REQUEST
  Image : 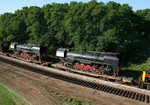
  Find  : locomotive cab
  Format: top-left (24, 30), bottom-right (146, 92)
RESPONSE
top-left (56, 48), bottom-right (70, 65)
top-left (56, 48), bottom-right (69, 58)
top-left (10, 43), bottom-right (18, 50)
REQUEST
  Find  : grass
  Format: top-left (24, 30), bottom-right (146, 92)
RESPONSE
top-left (62, 97), bottom-right (81, 105)
top-left (37, 82), bottom-right (96, 105)
top-left (120, 68), bottom-right (142, 80)
top-left (0, 82), bottom-right (31, 105)
top-left (4, 73), bottom-right (15, 79)
top-left (121, 57), bottom-right (150, 80)
top-left (62, 97), bottom-right (95, 105)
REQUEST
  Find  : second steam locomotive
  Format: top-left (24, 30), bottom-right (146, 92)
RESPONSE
top-left (56, 48), bottom-right (121, 76)
top-left (10, 43), bottom-right (47, 61)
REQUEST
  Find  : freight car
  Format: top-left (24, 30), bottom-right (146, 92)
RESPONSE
top-left (0, 42), bottom-right (9, 52)
top-left (56, 48), bottom-right (121, 76)
top-left (10, 42), bottom-right (47, 61)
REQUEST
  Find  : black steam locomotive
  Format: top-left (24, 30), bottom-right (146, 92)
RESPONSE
top-left (10, 43), bottom-right (47, 61)
top-left (0, 41), bottom-right (121, 76)
top-left (56, 48), bottom-right (121, 76)
top-left (0, 42), bottom-right (9, 52)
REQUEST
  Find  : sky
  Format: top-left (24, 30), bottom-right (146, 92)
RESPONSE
top-left (0, 0), bottom-right (150, 14)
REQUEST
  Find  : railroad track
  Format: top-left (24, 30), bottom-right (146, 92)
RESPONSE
top-left (8, 53), bottom-right (135, 85)
top-left (0, 55), bottom-right (149, 103)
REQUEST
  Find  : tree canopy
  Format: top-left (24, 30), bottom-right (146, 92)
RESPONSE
top-left (0, 0), bottom-right (150, 65)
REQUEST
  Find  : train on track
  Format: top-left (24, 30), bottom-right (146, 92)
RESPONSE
top-left (0, 41), bottom-right (150, 89)
top-left (0, 41), bottom-right (121, 76)
top-left (0, 42), bottom-right (47, 61)
top-left (56, 48), bottom-right (121, 76)
top-left (10, 42), bottom-right (47, 61)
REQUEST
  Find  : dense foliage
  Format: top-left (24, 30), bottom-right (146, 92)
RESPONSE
top-left (0, 0), bottom-right (150, 66)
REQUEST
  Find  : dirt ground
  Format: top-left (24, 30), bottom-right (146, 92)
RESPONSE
top-left (0, 61), bottom-right (149, 105)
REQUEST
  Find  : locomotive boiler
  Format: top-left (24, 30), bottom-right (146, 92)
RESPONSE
top-left (56, 48), bottom-right (121, 76)
top-left (10, 43), bottom-right (47, 61)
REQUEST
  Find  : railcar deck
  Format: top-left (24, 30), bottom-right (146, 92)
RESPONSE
top-left (51, 63), bottom-right (133, 84)
top-left (0, 52), bottom-right (134, 85)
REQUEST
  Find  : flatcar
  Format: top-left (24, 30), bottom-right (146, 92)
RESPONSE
top-left (10, 42), bottom-right (47, 61)
top-left (56, 48), bottom-right (121, 76)
top-left (0, 42), bottom-right (9, 52)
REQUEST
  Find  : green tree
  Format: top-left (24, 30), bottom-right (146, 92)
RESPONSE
top-left (8, 8), bottom-right (28, 43)
top-left (25, 6), bottom-right (46, 44)
top-left (135, 9), bottom-right (150, 38)
top-left (42, 3), bottom-right (69, 53)
top-left (0, 13), bottom-right (13, 42)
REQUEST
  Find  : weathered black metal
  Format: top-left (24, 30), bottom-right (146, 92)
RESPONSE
top-left (10, 42), bottom-right (47, 61)
top-left (56, 48), bottom-right (121, 75)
